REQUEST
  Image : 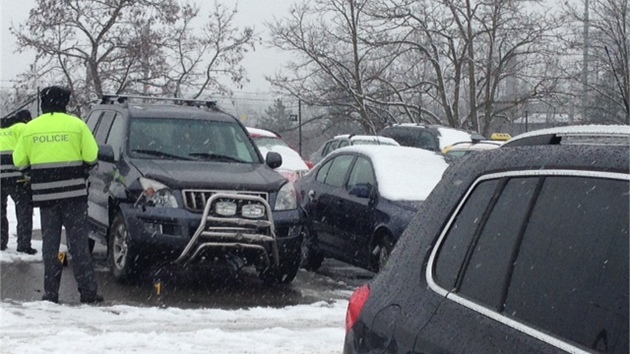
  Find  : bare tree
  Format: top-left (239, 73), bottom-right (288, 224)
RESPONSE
top-left (563, 0), bottom-right (629, 124)
top-left (10, 0), bottom-right (257, 113)
top-left (267, 0), bottom-right (398, 133)
top-left (159, 2), bottom-right (258, 98)
top-left (366, 0), bottom-right (563, 135)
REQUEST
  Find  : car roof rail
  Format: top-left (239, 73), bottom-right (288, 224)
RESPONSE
top-left (100, 94), bottom-right (218, 110)
top-left (503, 125), bottom-right (630, 147)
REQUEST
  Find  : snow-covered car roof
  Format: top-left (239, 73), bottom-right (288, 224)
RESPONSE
top-left (435, 127), bottom-right (480, 150)
top-left (246, 127), bottom-right (278, 138)
top-left (445, 140), bottom-right (504, 152)
top-left (330, 145), bottom-right (448, 201)
top-left (332, 134), bottom-right (400, 146)
top-left (504, 124), bottom-right (630, 147)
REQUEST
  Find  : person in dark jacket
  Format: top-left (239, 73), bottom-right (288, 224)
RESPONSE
top-left (0, 110), bottom-right (35, 253)
top-left (13, 87), bottom-right (104, 304)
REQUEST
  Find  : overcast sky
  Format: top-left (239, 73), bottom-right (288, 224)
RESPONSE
top-left (0, 0), bottom-right (295, 93)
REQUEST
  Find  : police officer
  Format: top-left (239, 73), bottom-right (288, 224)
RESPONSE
top-left (13, 86), bottom-right (104, 304)
top-left (0, 110), bottom-right (35, 253)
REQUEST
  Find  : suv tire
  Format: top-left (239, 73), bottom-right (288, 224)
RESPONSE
top-left (108, 213), bottom-right (142, 283)
top-left (259, 252), bottom-right (301, 285)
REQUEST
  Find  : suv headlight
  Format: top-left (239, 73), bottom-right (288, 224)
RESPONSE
top-left (138, 177), bottom-right (178, 208)
top-left (274, 182), bottom-right (297, 210)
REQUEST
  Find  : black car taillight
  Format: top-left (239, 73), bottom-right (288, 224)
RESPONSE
top-left (345, 284), bottom-right (371, 333)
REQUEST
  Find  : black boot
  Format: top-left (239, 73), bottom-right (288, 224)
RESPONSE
top-left (80, 293), bottom-right (104, 304)
top-left (17, 247), bottom-right (37, 255)
top-left (41, 293), bottom-right (59, 303)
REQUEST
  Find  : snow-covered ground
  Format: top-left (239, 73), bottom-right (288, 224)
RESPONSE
top-left (0, 200), bottom-right (348, 354)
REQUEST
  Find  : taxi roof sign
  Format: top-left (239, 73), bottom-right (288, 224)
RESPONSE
top-left (490, 133), bottom-right (512, 141)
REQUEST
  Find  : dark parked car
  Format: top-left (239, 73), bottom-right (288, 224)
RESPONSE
top-left (344, 125), bottom-right (629, 353)
top-left (85, 95), bottom-right (304, 284)
top-left (296, 145), bottom-right (448, 273)
top-left (379, 123), bottom-right (485, 153)
top-left (309, 134), bottom-right (399, 165)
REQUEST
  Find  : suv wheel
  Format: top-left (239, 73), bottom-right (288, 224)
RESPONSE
top-left (300, 226), bottom-right (324, 271)
top-left (259, 252), bottom-right (301, 285)
top-left (108, 213), bottom-right (142, 283)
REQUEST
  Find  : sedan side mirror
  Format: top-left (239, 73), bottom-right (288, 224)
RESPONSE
top-left (98, 144), bottom-right (116, 163)
top-left (266, 151), bottom-right (283, 169)
top-left (349, 183), bottom-right (373, 199)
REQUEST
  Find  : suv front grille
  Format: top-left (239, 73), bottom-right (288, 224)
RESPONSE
top-left (182, 190), bottom-right (269, 212)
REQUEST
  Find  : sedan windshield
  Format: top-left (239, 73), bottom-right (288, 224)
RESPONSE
top-left (128, 118), bottom-right (260, 163)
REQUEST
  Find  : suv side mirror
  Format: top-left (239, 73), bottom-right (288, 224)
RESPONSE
top-left (98, 144), bottom-right (116, 163)
top-left (266, 151), bottom-right (282, 169)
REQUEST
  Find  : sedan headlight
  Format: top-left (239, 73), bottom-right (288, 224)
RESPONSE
top-left (274, 182), bottom-right (297, 210)
top-left (138, 177), bottom-right (178, 208)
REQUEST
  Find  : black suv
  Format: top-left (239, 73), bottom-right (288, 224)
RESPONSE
top-left (344, 125), bottom-right (629, 353)
top-left (85, 95), bottom-right (304, 284)
top-left (379, 123), bottom-right (485, 152)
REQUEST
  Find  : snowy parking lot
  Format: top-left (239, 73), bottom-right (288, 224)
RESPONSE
top-left (0, 200), bottom-right (364, 353)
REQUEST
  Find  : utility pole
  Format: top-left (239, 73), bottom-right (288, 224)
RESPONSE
top-left (582, 0), bottom-right (590, 122)
top-left (298, 99), bottom-right (302, 157)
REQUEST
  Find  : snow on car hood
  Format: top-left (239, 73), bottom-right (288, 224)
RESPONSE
top-left (436, 127), bottom-right (476, 150)
top-left (129, 159), bottom-right (286, 191)
top-left (258, 146), bottom-right (309, 172)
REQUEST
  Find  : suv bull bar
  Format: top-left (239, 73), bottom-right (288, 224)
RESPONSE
top-left (174, 193), bottom-right (279, 267)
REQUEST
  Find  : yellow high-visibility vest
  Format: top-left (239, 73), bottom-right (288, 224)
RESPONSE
top-left (13, 112), bottom-right (98, 205)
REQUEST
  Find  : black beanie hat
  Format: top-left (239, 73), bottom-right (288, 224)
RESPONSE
top-left (15, 109), bottom-right (32, 123)
top-left (40, 86), bottom-right (71, 113)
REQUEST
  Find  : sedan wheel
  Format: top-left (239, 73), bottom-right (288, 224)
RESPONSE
top-left (376, 238), bottom-right (393, 273)
top-left (300, 226), bottom-right (324, 271)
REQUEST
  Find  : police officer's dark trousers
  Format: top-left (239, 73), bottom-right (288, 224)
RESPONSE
top-left (40, 198), bottom-right (98, 300)
top-left (1, 180), bottom-right (33, 249)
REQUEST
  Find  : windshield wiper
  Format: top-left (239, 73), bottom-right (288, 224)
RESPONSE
top-left (132, 149), bottom-right (194, 160)
top-left (188, 152), bottom-right (244, 163)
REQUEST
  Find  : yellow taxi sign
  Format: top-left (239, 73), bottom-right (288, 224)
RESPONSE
top-left (490, 133), bottom-right (512, 141)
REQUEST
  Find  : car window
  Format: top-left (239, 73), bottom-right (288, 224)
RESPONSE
top-left (94, 111), bottom-right (115, 144)
top-left (316, 159), bottom-right (333, 183)
top-left (346, 157), bottom-right (375, 191)
top-left (252, 137), bottom-right (291, 149)
top-left (418, 131), bottom-right (439, 151)
top-left (458, 177), bottom-right (538, 310)
top-left (504, 176), bottom-right (628, 353)
top-left (338, 139), bottom-right (350, 148)
top-left (434, 179), bottom-right (500, 290)
top-left (105, 114), bottom-right (125, 161)
top-left (323, 155), bottom-right (354, 188)
top-left (86, 110), bottom-right (102, 133)
top-left (325, 140), bottom-right (341, 156)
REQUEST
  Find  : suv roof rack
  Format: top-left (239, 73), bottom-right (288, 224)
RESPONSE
top-left (100, 94), bottom-right (218, 109)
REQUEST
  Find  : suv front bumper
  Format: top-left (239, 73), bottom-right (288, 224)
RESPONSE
top-left (118, 196), bottom-right (303, 266)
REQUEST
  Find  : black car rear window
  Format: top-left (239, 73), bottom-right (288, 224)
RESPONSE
top-left (435, 173), bottom-right (629, 353)
top-left (504, 176), bottom-right (628, 353)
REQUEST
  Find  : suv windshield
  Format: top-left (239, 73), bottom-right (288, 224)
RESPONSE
top-left (128, 118), bottom-right (260, 163)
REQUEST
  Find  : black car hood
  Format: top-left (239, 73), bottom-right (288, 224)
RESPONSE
top-left (129, 159), bottom-right (286, 191)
